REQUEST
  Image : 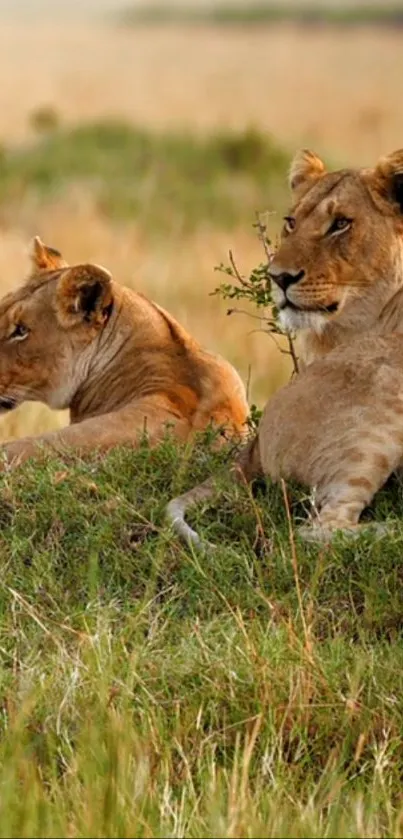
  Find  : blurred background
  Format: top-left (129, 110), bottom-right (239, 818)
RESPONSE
top-left (0, 0), bottom-right (402, 441)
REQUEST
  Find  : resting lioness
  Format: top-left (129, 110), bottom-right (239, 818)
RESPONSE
top-left (0, 237), bottom-right (248, 469)
top-left (268, 147), bottom-right (403, 366)
top-left (167, 332), bottom-right (403, 545)
top-left (167, 146), bottom-right (403, 545)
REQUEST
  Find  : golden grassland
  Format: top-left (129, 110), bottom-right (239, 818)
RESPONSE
top-left (0, 23), bottom-right (401, 156)
top-left (0, 22), bottom-right (403, 835)
top-left (0, 21), bottom-right (402, 443)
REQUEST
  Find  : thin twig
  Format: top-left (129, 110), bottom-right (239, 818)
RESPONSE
top-left (286, 333), bottom-right (299, 375)
top-left (215, 218), bottom-right (300, 375)
top-left (229, 249), bottom-right (248, 288)
top-left (254, 212), bottom-right (275, 262)
top-left (255, 213), bottom-right (299, 374)
top-left (227, 307), bottom-right (270, 322)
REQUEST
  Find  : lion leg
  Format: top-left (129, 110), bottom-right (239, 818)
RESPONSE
top-left (298, 466), bottom-right (394, 544)
top-left (298, 503), bottom-right (389, 544)
top-left (0, 398), bottom-right (192, 471)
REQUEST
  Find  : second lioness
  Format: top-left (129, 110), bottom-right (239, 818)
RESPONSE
top-left (0, 238), bottom-right (248, 468)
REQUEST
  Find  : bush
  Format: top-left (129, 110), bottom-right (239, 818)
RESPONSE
top-left (0, 120), bottom-right (289, 232)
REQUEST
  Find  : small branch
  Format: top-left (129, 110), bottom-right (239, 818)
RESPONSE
top-left (227, 307), bottom-right (269, 322)
top-left (254, 212), bottom-right (275, 263)
top-left (229, 249), bottom-right (248, 288)
top-left (214, 214), bottom-right (300, 376)
top-left (256, 215), bottom-right (299, 375)
top-left (286, 333), bottom-right (299, 375)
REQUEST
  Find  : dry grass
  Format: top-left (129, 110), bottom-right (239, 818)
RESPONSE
top-left (0, 21), bottom-right (401, 443)
top-left (1, 439), bottom-right (403, 837)
top-left (0, 22), bottom-right (401, 161)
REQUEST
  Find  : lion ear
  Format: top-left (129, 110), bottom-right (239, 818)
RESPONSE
top-left (370, 149), bottom-right (403, 213)
top-left (289, 149), bottom-right (326, 198)
top-left (30, 236), bottom-right (68, 274)
top-left (56, 264), bottom-right (113, 329)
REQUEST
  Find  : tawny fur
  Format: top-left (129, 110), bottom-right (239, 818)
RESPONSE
top-left (0, 238), bottom-right (249, 470)
top-left (167, 333), bottom-right (403, 545)
top-left (167, 146), bottom-right (403, 546)
top-left (269, 148), bottom-right (403, 366)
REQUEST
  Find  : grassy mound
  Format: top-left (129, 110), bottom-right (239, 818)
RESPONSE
top-left (0, 434), bottom-right (402, 836)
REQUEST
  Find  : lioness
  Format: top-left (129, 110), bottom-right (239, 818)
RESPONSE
top-left (0, 237), bottom-right (248, 469)
top-left (166, 147), bottom-right (403, 545)
top-left (269, 147), bottom-right (403, 365)
top-left (167, 332), bottom-right (403, 545)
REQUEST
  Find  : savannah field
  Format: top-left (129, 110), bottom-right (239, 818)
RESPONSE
top-left (0, 4), bottom-right (403, 837)
top-left (0, 8), bottom-right (403, 442)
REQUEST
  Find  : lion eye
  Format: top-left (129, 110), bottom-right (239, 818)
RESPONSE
top-left (328, 216), bottom-right (352, 235)
top-left (283, 216), bottom-right (296, 234)
top-left (10, 323), bottom-right (29, 342)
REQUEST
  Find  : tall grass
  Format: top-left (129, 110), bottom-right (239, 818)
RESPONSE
top-left (0, 437), bottom-right (402, 836)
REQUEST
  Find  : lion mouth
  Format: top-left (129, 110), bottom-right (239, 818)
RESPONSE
top-left (0, 397), bottom-right (18, 413)
top-left (280, 300), bottom-right (339, 315)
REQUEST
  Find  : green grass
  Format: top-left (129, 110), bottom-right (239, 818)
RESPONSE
top-left (0, 121), bottom-right (289, 233)
top-left (118, 3), bottom-right (403, 28)
top-left (0, 432), bottom-right (403, 836)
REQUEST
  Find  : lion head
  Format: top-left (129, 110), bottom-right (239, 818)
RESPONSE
top-left (0, 237), bottom-right (113, 415)
top-left (269, 149), bottom-right (403, 360)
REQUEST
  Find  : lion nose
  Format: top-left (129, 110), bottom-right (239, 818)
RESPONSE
top-left (268, 267), bottom-right (305, 292)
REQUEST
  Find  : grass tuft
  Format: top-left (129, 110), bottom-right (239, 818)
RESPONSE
top-left (0, 433), bottom-right (402, 835)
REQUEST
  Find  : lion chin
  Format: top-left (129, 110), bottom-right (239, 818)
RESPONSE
top-left (278, 306), bottom-right (329, 335)
top-left (268, 147), bottom-right (403, 365)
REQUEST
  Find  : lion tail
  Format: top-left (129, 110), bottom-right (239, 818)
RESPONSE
top-left (166, 437), bottom-right (262, 549)
top-left (166, 475), bottom-right (224, 549)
